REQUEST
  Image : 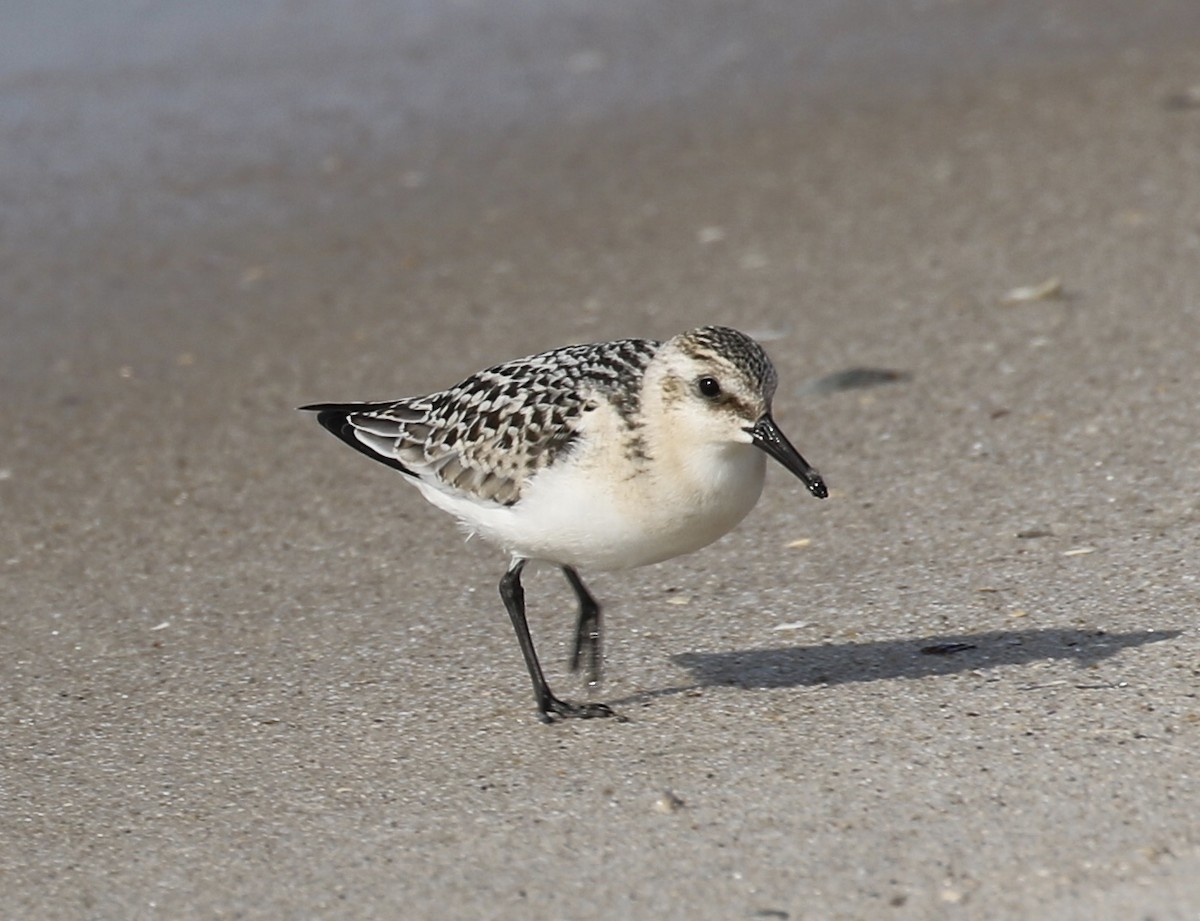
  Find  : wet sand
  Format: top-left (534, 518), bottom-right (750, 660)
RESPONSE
top-left (4, 2), bottom-right (1200, 918)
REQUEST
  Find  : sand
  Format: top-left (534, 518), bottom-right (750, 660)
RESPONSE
top-left (3, 1), bottom-right (1200, 918)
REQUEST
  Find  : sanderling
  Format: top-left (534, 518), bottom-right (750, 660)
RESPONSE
top-left (301, 325), bottom-right (827, 722)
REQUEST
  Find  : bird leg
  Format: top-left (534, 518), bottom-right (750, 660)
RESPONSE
top-left (563, 566), bottom-right (603, 685)
top-left (499, 561), bottom-right (617, 723)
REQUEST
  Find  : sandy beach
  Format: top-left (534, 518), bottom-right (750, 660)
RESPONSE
top-left (4, 2), bottom-right (1200, 918)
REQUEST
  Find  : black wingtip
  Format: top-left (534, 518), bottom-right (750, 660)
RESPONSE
top-left (298, 403), bottom-right (356, 442)
top-left (305, 406), bottom-right (352, 438)
top-left (298, 403), bottom-right (416, 476)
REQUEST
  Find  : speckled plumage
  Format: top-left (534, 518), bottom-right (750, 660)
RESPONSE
top-left (676, 325), bottom-right (778, 399)
top-left (300, 325), bottom-right (828, 722)
top-left (310, 336), bottom-right (660, 507)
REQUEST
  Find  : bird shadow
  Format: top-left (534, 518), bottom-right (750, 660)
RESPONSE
top-left (610, 627), bottom-right (1181, 704)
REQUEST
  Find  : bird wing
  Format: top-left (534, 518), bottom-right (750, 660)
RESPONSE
top-left (301, 338), bottom-right (660, 507)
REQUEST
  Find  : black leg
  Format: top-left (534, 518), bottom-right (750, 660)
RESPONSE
top-left (563, 566), bottom-right (602, 685)
top-left (498, 560), bottom-right (618, 723)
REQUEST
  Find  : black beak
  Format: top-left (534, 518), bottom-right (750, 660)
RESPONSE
top-left (748, 415), bottom-right (828, 499)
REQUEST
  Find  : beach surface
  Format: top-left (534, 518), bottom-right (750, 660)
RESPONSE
top-left (3, 2), bottom-right (1200, 918)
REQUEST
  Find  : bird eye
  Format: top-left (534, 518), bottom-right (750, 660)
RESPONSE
top-left (697, 376), bottom-right (722, 399)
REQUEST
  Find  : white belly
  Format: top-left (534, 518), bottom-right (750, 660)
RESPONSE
top-left (420, 442), bottom-right (768, 571)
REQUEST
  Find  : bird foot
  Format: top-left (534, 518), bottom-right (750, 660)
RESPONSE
top-left (537, 695), bottom-right (627, 724)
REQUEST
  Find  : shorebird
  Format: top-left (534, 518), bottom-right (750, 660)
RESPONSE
top-left (301, 325), bottom-right (827, 722)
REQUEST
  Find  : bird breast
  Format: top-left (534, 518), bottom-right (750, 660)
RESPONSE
top-left (439, 436), bottom-right (766, 571)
